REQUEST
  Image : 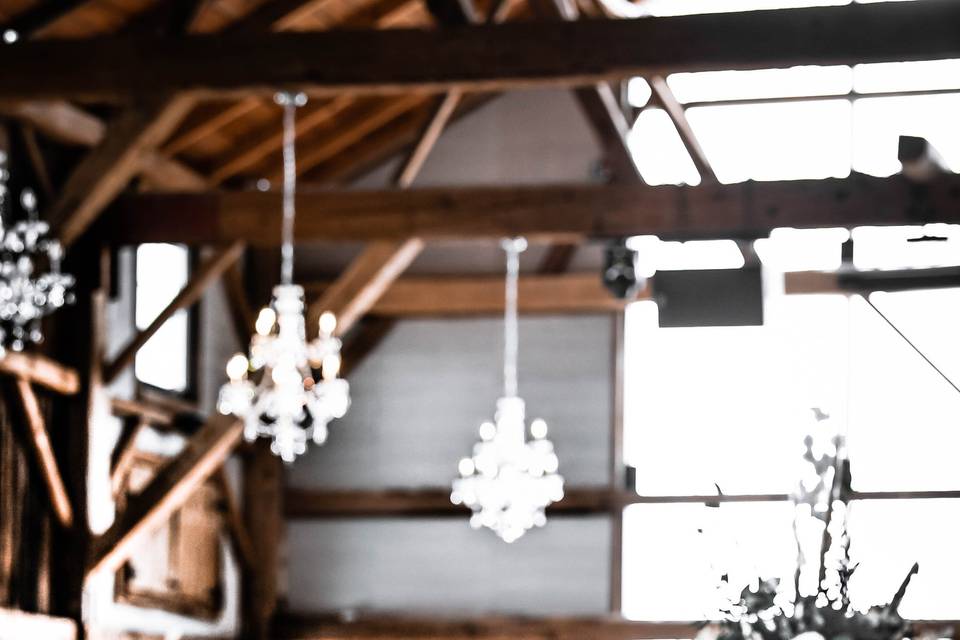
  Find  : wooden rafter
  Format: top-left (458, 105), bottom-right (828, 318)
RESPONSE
top-left (103, 241), bottom-right (245, 384)
top-left (392, 89), bottom-right (464, 187)
top-left (274, 94), bottom-right (427, 181)
top-left (49, 95), bottom-right (198, 247)
top-left (88, 414), bottom-right (243, 577)
top-left (574, 82), bottom-right (640, 182)
top-left (1, 101), bottom-right (207, 191)
top-left (0, 1), bottom-right (88, 39)
top-left (649, 75), bottom-right (717, 183)
top-left (2, 2), bottom-right (956, 101)
top-left (0, 352), bottom-right (80, 395)
top-left (10, 379), bottom-right (74, 528)
top-left (306, 239), bottom-right (424, 337)
top-left (103, 173), bottom-right (960, 245)
top-left (306, 272), bottom-right (639, 317)
top-left (209, 95), bottom-right (354, 185)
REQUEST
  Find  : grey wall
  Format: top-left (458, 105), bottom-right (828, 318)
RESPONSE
top-left (288, 316), bottom-right (612, 490)
top-left (286, 517), bottom-right (611, 616)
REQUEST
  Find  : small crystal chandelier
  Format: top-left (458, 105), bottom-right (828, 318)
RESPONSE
top-left (0, 151), bottom-right (74, 355)
top-left (451, 238), bottom-right (564, 543)
top-left (217, 93), bottom-right (350, 463)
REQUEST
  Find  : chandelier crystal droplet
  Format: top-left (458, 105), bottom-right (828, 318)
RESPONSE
top-left (217, 93), bottom-right (350, 463)
top-left (0, 151), bottom-right (74, 356)
top-left (451, 238), bottom-right (564, 543)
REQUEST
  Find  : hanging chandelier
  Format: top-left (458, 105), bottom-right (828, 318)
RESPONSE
top-left (451, 238), bottom-right (564, 543)
top-left (0, 151), bottom-right (74, 355)
top-left (217, 93), bottom-right (350, 463)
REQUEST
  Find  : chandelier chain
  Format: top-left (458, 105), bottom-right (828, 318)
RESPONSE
top-left (279, 94), bottom-right (300, 286)
top-left (502, 237), bottom-right (525, 398)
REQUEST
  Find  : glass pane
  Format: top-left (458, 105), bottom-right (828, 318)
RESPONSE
top-left (686, 100), bottom-right (852, 183)
top-left (848, 291), bottom-right (960, 491)
top-left (852, 94), bottom-right (960, 176)
top-left (628, 108), bottom-right (701, 186)
top-left (754, 227), bottom-right (849, 272)
top-left (852, 224), bottom-right (960, 270)
top-left (854, 59), bottom-right (960, 93)
top-left (668, 67), bottom-right (852, 104)
top-left (622, 502), bottom-right (798, 620)
top-left (135, 244), bottom-right (189, 392)
top-left (847, 499), bottom-right (960, 619)
top-left (624, 295), bottom-right (849, 495)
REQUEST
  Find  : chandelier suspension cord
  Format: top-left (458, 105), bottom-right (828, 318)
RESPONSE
top-left (502, 238), bottom-right (524, 398)
top-left (277, 93), bottom-right (304, 286)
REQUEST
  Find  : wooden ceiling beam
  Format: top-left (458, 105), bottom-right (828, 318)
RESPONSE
top-left (285, 486), bottom-right (621, 518)
top-left (306, 272), bottom-right (639, 316)
top-left (87, 413), bottom-right (243, 577)
top-left (1, 1), bottom-right (956, 101)
top-left (102, 173), bottom-right (960, 245)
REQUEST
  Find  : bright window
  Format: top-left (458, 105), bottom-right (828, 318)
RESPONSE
top-left (627, 58), bottom-right (960, 184)
top-left (622, 265), bottom-right (960, 620)
top-left (134, 244), bottom-right (190, 393)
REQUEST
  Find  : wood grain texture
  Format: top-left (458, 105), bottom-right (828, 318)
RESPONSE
top-left (1, 2), bottom-right (957, 100)
top-left (0, 352), bottom-right (80, 396)
top-left (307, 272), bottom-right (640, 316)
top-left (49, 95), bottom-right (198, 246)
top-left (306, 239), bottom-right (424, 337)
top-left (88, 414), bottom-right (243, 578)
top-left (11, 379), bottom-right (73, 529)
top-left (104, 173), bottom-right (960, 245)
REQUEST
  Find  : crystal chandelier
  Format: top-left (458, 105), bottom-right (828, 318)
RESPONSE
top-left (0, 151), bottom-right (74, 355)
top-left (451, 238), bottom-right (564, 543)
top-left (217, 93), bottom-right (350, 463)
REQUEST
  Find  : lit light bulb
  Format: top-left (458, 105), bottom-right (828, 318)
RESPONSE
top-left (479, 421), bottom-right (496, 441)
top-left (255, 307), bottom-right (276, 336)
top-left (531, 418), bottom-right (548, 439)
top-left (225, 353), bottom-right (249, 382)
top-left (321, 353), bottom-right (341, 381)
top-left (458, 457), bottom-right (475, 477)
top-left (319, 311), bottom-right (337, 336)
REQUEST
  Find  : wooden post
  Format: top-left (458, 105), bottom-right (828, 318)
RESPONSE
top-left (242, 442), bottom-right (283, 639)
